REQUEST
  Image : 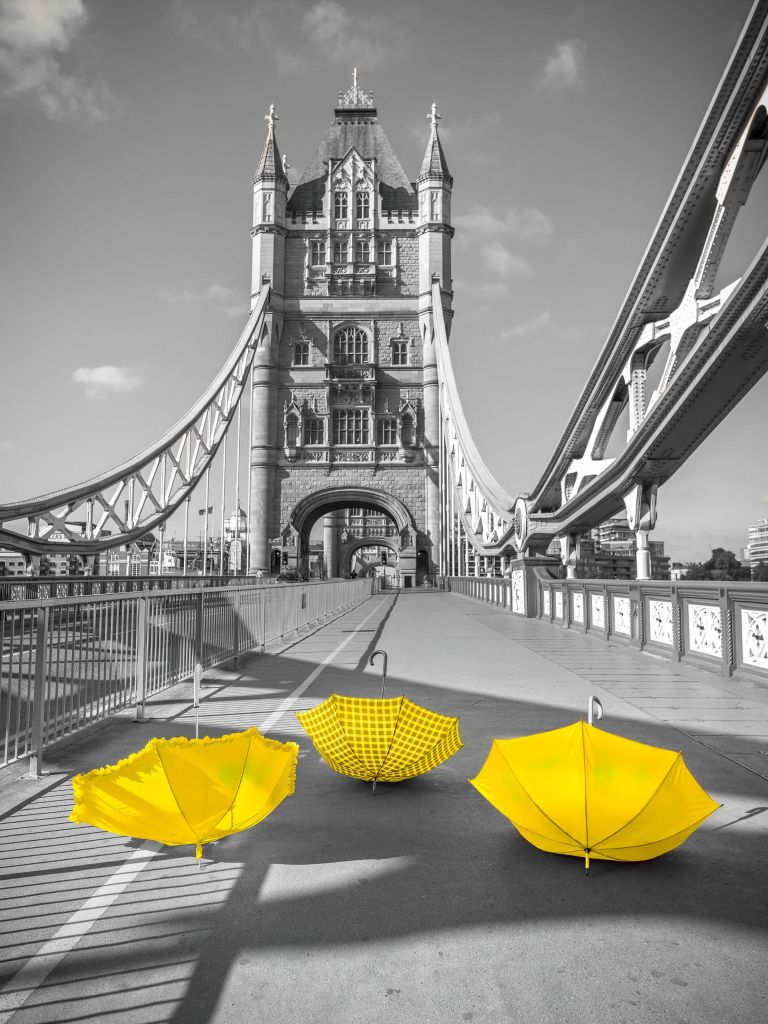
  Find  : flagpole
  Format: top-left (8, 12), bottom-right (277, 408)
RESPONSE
top-left (219, 432), bottom-right (227, 578)
top-left (234, 402), bottom-right (242, 576)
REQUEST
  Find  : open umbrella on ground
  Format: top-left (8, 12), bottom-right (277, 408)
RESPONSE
top-left (470, 715), bottom-right (719, 872)
top-left (296, 652), bottom-right (462, 792)
top-left (70, 727), bottom-right (298, 860)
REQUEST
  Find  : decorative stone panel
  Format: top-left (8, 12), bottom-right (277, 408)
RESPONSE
top-left (648, 599), bottom-right (674, 647)
top-left (740, 608), bottom-right (768, 670)
top-left (613, 595), bottom-right (631, 635)
top-left (555, 591), bottom-right (563, 620)
top-left (688, 603), bottom-right (722, 659)
top-left (572, 591), bottom-right (584, 624)
top-left (543, 590), bottom-right (551, 616)
top-left (511, 570), bottom-right (525, 615)
top-left (590, 593), bottom-right (605, 629)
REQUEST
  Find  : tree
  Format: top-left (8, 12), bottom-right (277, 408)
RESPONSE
top-left (752, 560), bottom-right (768, 583)
top-left (682, 548), bottom-right (751, 582)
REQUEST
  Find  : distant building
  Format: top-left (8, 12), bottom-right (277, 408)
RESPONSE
top-left (546, 517), bottom-right (670, 580)
top-left (747, 518), bottom-right (768, 573)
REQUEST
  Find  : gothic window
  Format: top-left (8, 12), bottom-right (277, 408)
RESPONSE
top-left (285, 417), bottom-right (299, 448)
top-left (377, 417), bottom-right (397, 446)
top-left (332, 239), bottom-right (348, 264)
top-left (262, 192), bottom-right (273, 222)
top-left (334, 191), bottom-right (348, 219)
top-left (128, 553), bottom-right (142, 577)
top-left (303, 417), bottom-right (325, 445)
top-left (107, 551), bottom-right (120, 577)
top-left (293, 342), bottom-right (309, 366)
top-left (356, 191), bottom-right (370, 220)
top-left (333, 326), bottom-right (368, 364)
top-left (355, 239), bottom-right (370, 263)
top-left (391, 341), bottom-right (408, 366)
top-left (310, 240), bottom-right (326, 266)
top-left (333, 408), bottom-right (369, 445)
top-left (377, 240), bottom-right (393, 265)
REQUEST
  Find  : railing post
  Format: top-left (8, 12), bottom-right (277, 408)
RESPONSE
top-left (194, 588), bottom-right (204, 682)
top-left (233, 588), bottom-right (241, 666)
top-left (29, 605), bottom-right (49, 779)
top-left (135, 597), bottom-right (148, 722)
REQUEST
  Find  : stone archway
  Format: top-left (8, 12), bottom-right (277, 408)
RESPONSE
top-left (288, 486), bottom-right (418, 582)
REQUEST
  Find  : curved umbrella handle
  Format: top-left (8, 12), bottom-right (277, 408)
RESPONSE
top-left (369, 649), bottom-right (388, 699)
top-left (587, 695), bottom-right (603, 726)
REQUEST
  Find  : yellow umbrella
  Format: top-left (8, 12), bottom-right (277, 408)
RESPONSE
top-left (296, 693), bottom-right (462, 791)
top-left (70, 727), bottom-right (298, 859)
top-left (470, 720), bottom-right (719, 872)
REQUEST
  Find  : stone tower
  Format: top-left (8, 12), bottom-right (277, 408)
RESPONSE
top-left (248, 73), bottom-right (453, 584)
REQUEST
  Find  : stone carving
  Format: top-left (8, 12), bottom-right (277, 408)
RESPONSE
top-left (741, 608), bottom-right (768, 670)
top-left (688, 604), bottom-right (722, 658)
top-left (649, 599), bottom-right (674, 646)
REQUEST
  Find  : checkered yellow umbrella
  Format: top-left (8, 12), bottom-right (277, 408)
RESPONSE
top-left (296, 694), bottom-right (463, 788)
top-left (70, 728), bottom-right (298, 860)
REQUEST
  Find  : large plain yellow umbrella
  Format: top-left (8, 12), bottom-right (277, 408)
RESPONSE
top-left (470, 720), bottom-right (719, 871)
top-left (70, 727), bottom-right (298, 859)
top-left (296, 693), bottom-right (462, 791)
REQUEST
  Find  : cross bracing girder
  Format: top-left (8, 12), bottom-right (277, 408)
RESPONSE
top-left (0, 289), bottom-right (270, 556)
top-left (434, 2), bottom-right (768, 565)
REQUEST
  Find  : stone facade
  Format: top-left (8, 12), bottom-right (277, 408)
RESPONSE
top-left (248, 75), bottom-right (453, 580)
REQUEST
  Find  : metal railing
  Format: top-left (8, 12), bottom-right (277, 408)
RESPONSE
top-left (446, 572), bottom-right (768, 683)
top-left (0, 578), bottom-right (374, 773)
top-left (0, 573), bottom-right (269, 604)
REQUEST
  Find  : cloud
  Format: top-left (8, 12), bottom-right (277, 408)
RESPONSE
top-left (501, 312), bottom-right (555, 339)
top-left (73, 365), bottom-right (142, 400)
top-left (538, 39), bottom-right (585, 92)
top-left (0, 0), bottom-right (113, 121)
top-left (157, 282), bottom-right (249, 318)
top-left (453, 202), bottom-right (555, 280)
top-left (175, 0), bottom-right (407, 74)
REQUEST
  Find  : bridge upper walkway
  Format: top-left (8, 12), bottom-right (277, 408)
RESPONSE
top-left (1, 590), bottom-right (766, 1024)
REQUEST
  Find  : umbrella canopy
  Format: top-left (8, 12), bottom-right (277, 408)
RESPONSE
top-left (296, 694), bottom-right (462, 784)
top-left (470, 720), bottom-right (719, 870)
top-left (70, 727), bottom-right (298, 859)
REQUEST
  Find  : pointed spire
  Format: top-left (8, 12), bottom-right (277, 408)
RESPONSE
top-left (255, 103), bottom-right (288, 184)
top-left (419, 101), bottom-right (452, 183)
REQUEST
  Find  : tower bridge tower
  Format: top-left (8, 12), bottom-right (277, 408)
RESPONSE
top-left (248, 73), bottom-right (453, 583)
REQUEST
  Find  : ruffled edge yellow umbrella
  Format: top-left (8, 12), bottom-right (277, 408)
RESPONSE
top-left (70, 727), bottom-right (298, 861)
top-left (470, 700), bottom-right (720, 873)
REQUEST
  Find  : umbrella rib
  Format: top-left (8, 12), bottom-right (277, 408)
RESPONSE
top-left (495, 745), bottom-right (584, 849)
top-left (155, 746), bottom-right (201, 848)
top-left (201, 732), bottom-right (254, 845)
top-left (589, 752), bottom-right (682, 849)
top-left (374, 695), bottom-right (405, 781)
top-left (594, 810), bottom-right (720, 854)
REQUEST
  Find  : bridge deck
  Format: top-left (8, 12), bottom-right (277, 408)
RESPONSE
top-left (1, 591), bottom-right (767, 1024)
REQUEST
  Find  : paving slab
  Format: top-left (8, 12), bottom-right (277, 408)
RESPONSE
top-left (0, 590), bottom-right (766, 1024)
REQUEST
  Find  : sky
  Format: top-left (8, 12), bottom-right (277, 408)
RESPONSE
top-left (0, 0), bottom-right (766, 563)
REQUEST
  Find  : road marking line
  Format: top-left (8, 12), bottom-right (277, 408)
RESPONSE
top-left (260, 599), bottom-right (384, 732)
top-left (0, 599), bottom-right (384, 1021)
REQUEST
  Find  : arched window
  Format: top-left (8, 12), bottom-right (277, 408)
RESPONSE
top-left (334, 191), bottom-right (348, 219)
top-left (391, 341), bottom-right (408, 366)
top-left (377, 417), bottom-right (397, 446)
top-left (303, 418), bottom-right (325, 445)
top-left (333, 326), bottom-right (368, 364)
top-left (377, 240), bottom-right (393, 266)
top-left (129, 552), bottom-right (142, 577)
top-left (293, 342), bottom-right (309, 366)
top-left (356, 191), bottom-right (370, 219)
top-left (332, 239), bottom-right (348, 264)
top-left (333, 408), bottom-right (369, 445)
top-left (355, 239), bottom-right (370, 263)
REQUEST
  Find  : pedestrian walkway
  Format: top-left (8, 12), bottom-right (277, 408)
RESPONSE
top-left (0, 591), bottom-right (766, 1024)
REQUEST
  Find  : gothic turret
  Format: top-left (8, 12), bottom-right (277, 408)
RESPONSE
top-left (251, 104), bottom-right (288, 302)
top-left (417, 103), bottom-right (453, 299)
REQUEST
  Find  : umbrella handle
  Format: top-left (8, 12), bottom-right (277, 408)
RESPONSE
top-left (369, 649), bottom-right (388, 699)
top-left (587, 695), bottom-right (603, 726)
